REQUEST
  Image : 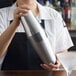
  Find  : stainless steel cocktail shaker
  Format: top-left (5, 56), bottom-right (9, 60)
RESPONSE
top-left (21, 10), bottom-right (56, 64)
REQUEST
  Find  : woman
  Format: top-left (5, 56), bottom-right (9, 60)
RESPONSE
top-left (0, 0), bottom-right (73, 70)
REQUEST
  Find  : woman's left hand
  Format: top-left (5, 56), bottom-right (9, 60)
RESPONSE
top-left (40, 59), bottom-right (61, 71)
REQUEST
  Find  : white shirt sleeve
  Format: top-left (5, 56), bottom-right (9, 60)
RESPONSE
top-left (0, 8), bottom-right (8, 69)
top-left (54, 12), bottom-right (74, 53)
top-left (0, 14), bottom-right (4, 35)
top-left (0, 8), bottom-right (8, 35)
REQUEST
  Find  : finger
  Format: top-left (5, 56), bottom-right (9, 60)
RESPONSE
top-left (49, 59), bottom-right (61, 68)
top-left (20, 4), bottom-right (30, 10)
top-left (40, 64), bottom-right (48, 70)
top-left (19, 13), bottom-right (28, 17)
top-left (15, 8), bottom-right (29, 17)
top-left (50, 63), bottom-right (58, 67)
top-left (55, 59), bottom-right (61, 67)
top-left (40, 64), bottom-right (52, 71)
top-left (49, 63), bottom-right (59, 68)
top-left (16, 8), bottom-right (29, 14)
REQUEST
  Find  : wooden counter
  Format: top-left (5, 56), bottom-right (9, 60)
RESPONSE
top-left (0, 70), bottom-right (67, 76)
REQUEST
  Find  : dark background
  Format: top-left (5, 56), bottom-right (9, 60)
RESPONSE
top-left (0, 0), bottom-right (16, 8)
top-left (0, 0), bottom-right (69, 8)
top-left (0, 0), bottom-right (65, 8)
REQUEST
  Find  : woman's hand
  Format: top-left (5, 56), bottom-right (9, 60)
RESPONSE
top-left (40, 58), bottom-right (61, 71)
top-left (13, 4), bottom-right (30, 25)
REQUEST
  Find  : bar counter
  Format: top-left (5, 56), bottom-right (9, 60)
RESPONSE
top-left (0, 70), bottom-right (67, 76)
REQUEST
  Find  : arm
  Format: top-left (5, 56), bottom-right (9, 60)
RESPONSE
top-left (0, 5), bottom-right (30, 56)
top-left (0, 21), bottom-right (19, 56)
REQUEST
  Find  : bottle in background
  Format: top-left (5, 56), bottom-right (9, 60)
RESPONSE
top-left (71, 0), bottom-right (76, 30)
top-left (37, 0), bottom-right (44, 5)
top-left (63, 0), bottom-right (71, 29)
top-left (44, 0), bottom-right (53, 7)
top-left (55, 1), bottom-right (63, 16)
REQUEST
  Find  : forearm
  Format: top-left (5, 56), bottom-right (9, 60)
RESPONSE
top-left (0, 3), bottom-right (30, 56)
top-left (0, 21), bottom-right (19, 56)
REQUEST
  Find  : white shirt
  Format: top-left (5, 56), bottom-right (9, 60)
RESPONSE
top-left (0, 2), bottom-right (73, 68)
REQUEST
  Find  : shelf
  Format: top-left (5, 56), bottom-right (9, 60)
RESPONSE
top-left (69, 30), bottom-right (76, 37)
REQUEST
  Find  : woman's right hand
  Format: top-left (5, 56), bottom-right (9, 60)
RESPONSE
top-left (13, 4), bottom-right (30, 25)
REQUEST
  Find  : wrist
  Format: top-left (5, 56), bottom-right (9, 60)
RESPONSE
top-left (13, 19), bottom-right (20, 26)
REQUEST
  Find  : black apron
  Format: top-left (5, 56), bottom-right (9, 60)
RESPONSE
top-left (1, 20), bottom-right (45, 70)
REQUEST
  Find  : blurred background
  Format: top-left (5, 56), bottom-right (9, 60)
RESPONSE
top-left (0, 0), bottom-right (76, 51)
